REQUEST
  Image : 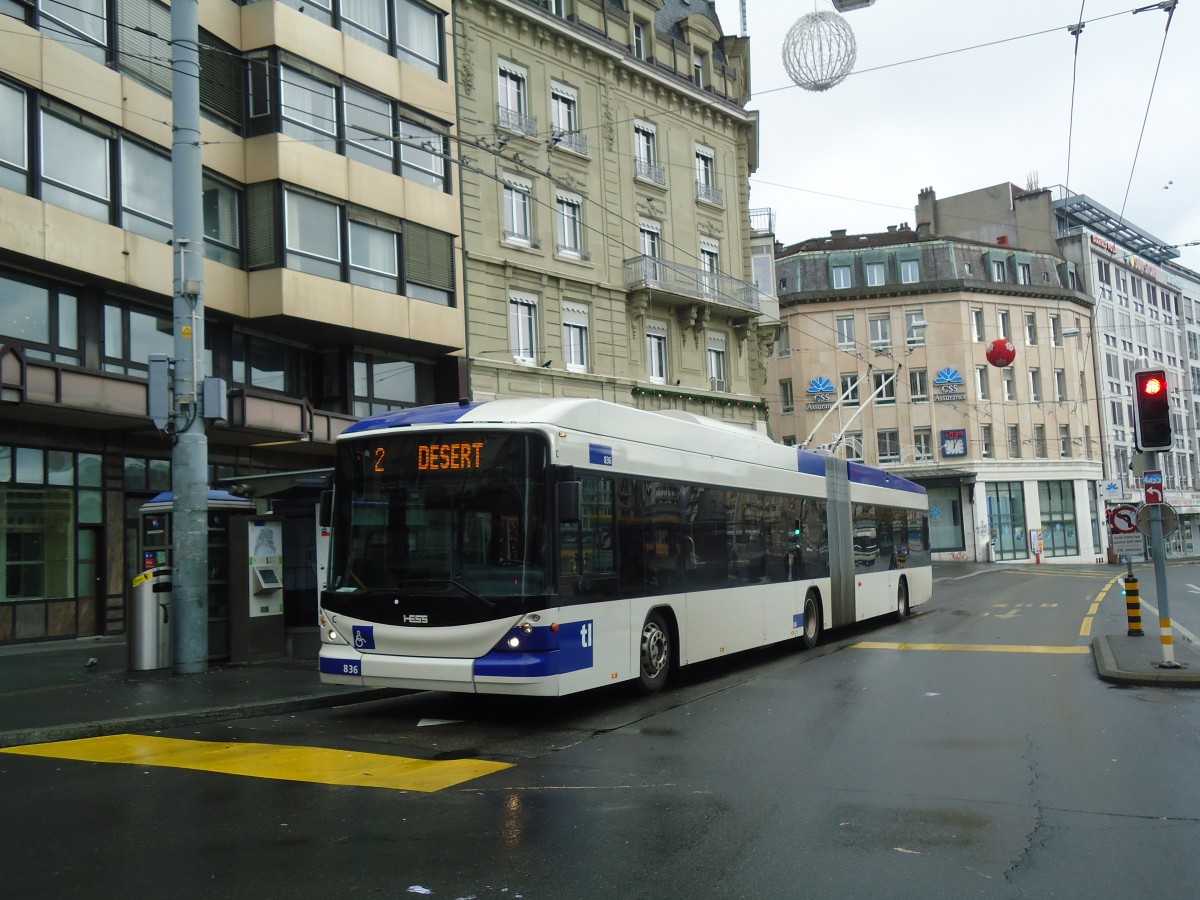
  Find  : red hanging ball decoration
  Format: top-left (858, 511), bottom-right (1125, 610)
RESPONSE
top-left (986, 338), bottom-right (1017, 368)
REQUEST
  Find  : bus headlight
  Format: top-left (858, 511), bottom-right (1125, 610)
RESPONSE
top-left (507, 636), bottom-right (521, 649)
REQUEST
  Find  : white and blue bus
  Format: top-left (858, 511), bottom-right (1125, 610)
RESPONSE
top-left (319, 398), bottom-right (930, 696)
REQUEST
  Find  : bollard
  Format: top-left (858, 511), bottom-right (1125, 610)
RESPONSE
top-left (1123, 576), bottom-right (1144, 636)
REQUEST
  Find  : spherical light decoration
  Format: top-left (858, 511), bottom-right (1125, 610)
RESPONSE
top-left (986, 338), bottom-right (1017, 368)
top-left (782, 10), bottom-right (857, 93)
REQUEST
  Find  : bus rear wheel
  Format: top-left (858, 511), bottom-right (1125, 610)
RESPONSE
top-left (896, 579), bottom-right (910, 621)
top-left (801, 591), bottom-right (821, 650)
top-left (637, 611), bottom-right (671, 695)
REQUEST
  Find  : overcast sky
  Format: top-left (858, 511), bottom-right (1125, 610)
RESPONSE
top-left (712, 0), bottom-right (1199, 274)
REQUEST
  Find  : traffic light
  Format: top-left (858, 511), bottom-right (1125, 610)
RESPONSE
top-left (1133, 368), bottom-right (1172, 452)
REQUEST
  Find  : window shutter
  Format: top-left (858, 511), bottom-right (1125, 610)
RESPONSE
top-left (404, 222), bottom-right (454, 290)
top-left (245, 182), bottom-right (278, 270)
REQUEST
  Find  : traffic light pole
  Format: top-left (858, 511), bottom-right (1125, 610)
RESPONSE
top-left (1144, 451), bottom-right (1180, 669)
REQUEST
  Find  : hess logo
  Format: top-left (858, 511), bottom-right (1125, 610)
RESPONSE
top-left (403, 614), bottom-right (429, 625)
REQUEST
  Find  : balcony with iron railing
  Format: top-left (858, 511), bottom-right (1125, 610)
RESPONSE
top-left (551, 129), bottom-right (588, 156)
top-left (625, 255), bottom-right (761, 315)
top-left (749, 208), bottom-right (776, 235)
top-left (635, 157), bottom-right (667, 186)
top-left (498, 105), bottom-right (539, 137)
top-left (696, 181), bottom-right (724, 206)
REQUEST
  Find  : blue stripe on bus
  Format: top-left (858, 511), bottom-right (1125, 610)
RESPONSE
top-left (589, 443), bottom-right (614, 466)
top-left (320, 655), bottom-right (362, 677)
top-left (847, 461), bottom-right (927, 494)
top-left (796, 449), bottom-right (825, 476)
top-left (343, 401), bottom-right (486, 434)
top-left (475, 620), bottom-right (594, 679)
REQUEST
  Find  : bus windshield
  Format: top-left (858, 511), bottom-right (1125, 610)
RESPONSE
top-left (329, 430), bottom-right (550, 597)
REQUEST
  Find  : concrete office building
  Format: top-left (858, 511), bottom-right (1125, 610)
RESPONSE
top-left (770, 211), bottom-right (1103, 564)
top-left (0, 0), bottom-right (465, 645)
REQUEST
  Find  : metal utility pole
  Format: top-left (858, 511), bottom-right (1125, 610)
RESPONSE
top-left (170, 0), bottom-right (209, 674)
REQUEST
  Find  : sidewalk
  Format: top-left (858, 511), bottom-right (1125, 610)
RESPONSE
top-left (0, 636), bottom-right (401, 749)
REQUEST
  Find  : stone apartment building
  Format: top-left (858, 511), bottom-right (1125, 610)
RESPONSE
top-left (454, 0), bottom-right (776, 425)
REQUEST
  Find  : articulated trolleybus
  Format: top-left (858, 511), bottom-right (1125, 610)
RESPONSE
top-left (319, 398), bottom-right (930, 696)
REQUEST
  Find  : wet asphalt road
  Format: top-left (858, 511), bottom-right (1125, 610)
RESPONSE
top-left (4, 564), bottom-right (1200, 898)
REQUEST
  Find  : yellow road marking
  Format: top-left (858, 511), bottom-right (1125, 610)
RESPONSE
top-left (1, 734), bottom-right (512, 792)
top-left (1080, 575), bottom-right (1121, 637)
top-left (853, 641), bottom-right (1089, 654)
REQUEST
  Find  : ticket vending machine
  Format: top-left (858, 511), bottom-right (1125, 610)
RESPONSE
top-left (138, 490), bottom-right (255, 662)
top-left (228, 514), bottom-right (287, 663)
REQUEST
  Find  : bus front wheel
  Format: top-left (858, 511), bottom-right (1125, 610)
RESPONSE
top-left (896, 579), bottom-right (910, 621)
top-left (637, 611), bottom-right (671, 695)
top-left (801, 591), bottom-right (821, 650)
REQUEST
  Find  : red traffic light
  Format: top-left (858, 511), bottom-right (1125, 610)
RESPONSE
top-left (1133, 368), bottom-right (1172, 452)
top-left (1140, 375), bottom-right (1165, 396)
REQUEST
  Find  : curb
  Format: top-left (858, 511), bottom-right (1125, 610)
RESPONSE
top-left (1091, 635), bottom-right (1200, 688)
top-left (0, 687), bottom-right (407, 750)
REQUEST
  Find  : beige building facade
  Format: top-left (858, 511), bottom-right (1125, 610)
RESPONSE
top-left (770, 229), bottom-right (1103, 564)
top-left (0, 0), bottom-right (465, 644)
top-left (454, 0), bottom-right (776, 427)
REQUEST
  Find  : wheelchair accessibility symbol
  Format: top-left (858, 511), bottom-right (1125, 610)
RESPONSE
top-left (353, 626), bottom-right (375, 649)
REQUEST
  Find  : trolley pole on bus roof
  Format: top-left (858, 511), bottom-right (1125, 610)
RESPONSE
top-left (170, 0), bottom-right (209, 674)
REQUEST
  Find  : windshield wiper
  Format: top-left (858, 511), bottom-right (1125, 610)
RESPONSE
top-left (392, 577), bottom-right (496, 610)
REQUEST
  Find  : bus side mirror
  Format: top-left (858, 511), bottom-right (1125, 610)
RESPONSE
top-left (318, 490), bottom-right (332, 528)
top-left (557, 480), bottom-right (581, 523)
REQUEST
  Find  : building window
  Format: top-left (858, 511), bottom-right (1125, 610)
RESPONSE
top-left (348, 219), bottom-right (400, 292)
top-left (914, 428), bottom-right (932, 461)
top-left (1050, 313), bottom-right (1063, 346)
top-left (1054, 369), bottom-right (1067, 402)
top-left (877, 430), bottom-right (900, 464)
top-left (832, 265), bottom-right (852, 289)
top-left (844, 433), bottom-right (864, 462)
top-left (780, 379), bottom-right (794, 412)
top-left (840, 373), bottom-right (860, 406)
top-left (693, 49), bottom-right (707, 87)
top-left (909, 368), bottom-right (928, 402)
top-left (634, 121), bottom-right (664, 184)
top-left (1059, 425), bottom-right (1072, 458)
top-left (284, 190), bottom-right (342, 279)
top-left (550, 83), bottom-right (587, 155)
top-left (836, 315), bottom-right (855, 348)
top-left (1007, 424), bottom-right (1021, 458)
top-left (281, 68), bottom-right (338, 144)
top-left (905, 310), bottom-right (926, 345)
top-left (980, 425), bottom-right (993, 459)
top-left (865, 262), bottom-right (885, 287)
top-left (1033, 424), bottom-right (1047, 458)
top-left (41, 0), bottom-right (108, 63)
top-left (1025, 312), bottom-right (1038, 345)
top-left (900, 258), bottom-right (919, 283)
top-left (40, 110), bottom-right (111, 224)
top-left (639, 219), bottom-right (661, 279)
top-left (992, 259), bottom-right (1006, 282)
top-left (352, 351), bottom-right (433, 416)
top-left (555, 191), bottom-right (584, 258)
top-left (498, 62), bottom-right (535, 135)
top-left (0, 81), bottom-right (28, 193)
top-left (707, 333), bottom-right (727, 392)
top-left (997, 309), bottom-right (1011, 339)
top-left (776, 325), bottom-right (791, 356)
top-left (632, 20), bottom-right (648, 59)
top-left (873, 371), bottom-right (896, 405)
top-left (695, 145), bottom-right (722, 205)
top-left (1003, 368), bottom-right (1016, 402)
top-left (699, 240), bottom-right (719, 296)
top-left (121, 139), bottom-right (172, 243)
top-left (1039, 481), bottom-right (1078, 557)
top-left (868, 314), bottom-right (891, 349)
top-left (971, 308), bottom-right (985, 342)
top-left (394, 0), bottom-right (444, 77)
top-left (509, 291), bottom-right (539, 364)
top-left (987, 482), bottom-right (1029, 561)
top-left (975, 365), bottom-right (990, 400)
top-left (562, 302), bottom-right (589, 373)
top-left (1017, 262), bottom-right (1032, 284)
top-left (646, 320), bottom-right (668, 383)
top-left (103, 301), bottom-right (173, 378)
top-left (503, 175), bottom-right (533, 244)
top-left (1029, 367), bottom-right (1042, 402)
top-left (1, 270), bottom-right (81, 365)
top-left (232, 332), bottom-right (310, 393)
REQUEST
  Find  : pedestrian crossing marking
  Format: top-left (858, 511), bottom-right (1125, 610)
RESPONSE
top-left (1, 734), bottom-right (511, 792)
top-left (854, 641), bottom-right (1090, 655)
